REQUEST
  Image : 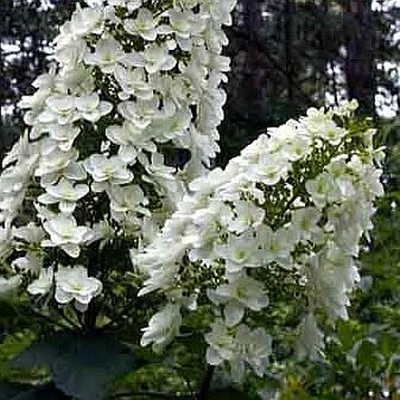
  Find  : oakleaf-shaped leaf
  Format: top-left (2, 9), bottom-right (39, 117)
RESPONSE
top-left (12, 331), bottom-right (138, 400)
top-left (0, 381), bottom-right (31, 400)
top-left (0, 382), bottom-right (68, 400)
top-left (13, 383), bottom-right (69, 400)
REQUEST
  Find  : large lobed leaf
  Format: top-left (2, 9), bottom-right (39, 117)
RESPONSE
top-left (11, 331), bottom-right (138, 400)
top-left (0, 382), bottom-right (68, 400)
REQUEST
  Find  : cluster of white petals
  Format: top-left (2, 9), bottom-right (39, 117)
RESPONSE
top-left (0, 0), bottom-right (236, 311)
top-left (0, 0), bottom-right (386, 383)
top-left (55, 266), bottom-right (103, 312)
top-left (134, 102), bottom-right (384, 381)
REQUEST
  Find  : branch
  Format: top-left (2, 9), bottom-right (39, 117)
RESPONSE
top-left (197, 366), bottom-right (215, 400)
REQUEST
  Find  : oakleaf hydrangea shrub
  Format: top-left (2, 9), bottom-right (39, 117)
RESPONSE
top-left (0, 0), bottom-right (236, 316)
top-left (134, 103), bottom-right (384, 382)
top-left (0, 0), bottom-right (385, 391)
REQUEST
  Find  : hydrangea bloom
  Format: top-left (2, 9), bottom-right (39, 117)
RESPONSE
top-left (55, 266), bottom-right (103, 312)
top-left (0, 0), bottom-right (385, 386)
top-left (134, 103), bottom-right (384, 380)
top-left (0, 0), bottom-right (236, 312)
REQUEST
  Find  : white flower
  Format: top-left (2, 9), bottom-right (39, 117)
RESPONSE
top-left (108, 0), bottom-right (142, 11)
top-left (142, 44), bottom-right (176, 74)
top-left (208, 272), bottom-right (269, 327)
top-left (85, 37), bottom-right (125, 74)
top-left (12, 253), bottom-right (42, 273)
top-left (235, 325), bottom-right (272, 379)
top-left (27, 267), bottom-right (54, 296)
top-left (42, 214), bottom-right (93, 258)
top-left (12, 222), bottom-right (45, 243)
top-left (282, 134), bottom-right (311, 161)
top-left (257, 226), bottom-right (296, 267)
top-left (36, 146), bottom-right (73, 177)
top-left (41, 95), bottom-right (78, 125)
top-left (296, 313), bottom-right (324, 359)
top-left (141, 303), bottom-right (182, 350)
top-left (55, 265), bottom-right (102, 311)
top-left (1, 133), bottom-right (32, 169)
top-left (210, 0), bottom-right (237, 26)
top-left (305, 172), bottom-right (340, 209)
top-left (32, 66), bottom-right (57, 89)
top-left (302, 107), bottom-right (346, 145)
top-left (0, 227), bottom-right (12, 260)
top-left (75, 93), bottom-right (113, 122)
top-left (70, 6), bottom-right (104, 37)
top-left (47, 125), bottom-right (81, 151)
top-left (291, 207), bottom-right (322, 242)
top-left (205, 320), bottom-right (271, 382)
top-left (108, 184), bottom-right (148, 214)
top-left (323, 124), bottom-right (347, 146)
top-left (38, 178), bottom-right (89, 213)
top-left (105, 121), bottom-right (156, 163)
top-left (137, 260), bottom-right (182, 297)
top-left (205, 319), bottom-right (235, 365)
top-left (35, 146), bottom-right (86, 187)
top-left (349, 155), bottom-right (384, 198)
top-left (114, 65), bottom-right (153, 100)
top-left (34, 203), bottom-right (58, 221)
top-left (227, 201), bottom-right (265, 234)
top-left (308, 247), bottom-right (358, 320)
top-left (124, 9), bottom-right (159, 41)
top-left (118, 99), bottom-right (159, 130)
top-left (150, 110), bottom-right (192, 142)
top-left (84, 154), bottom-right (134, 192)
top-left (0, 275), bottom-right (21, 297)
top-left (248, 154), bottom-right (289, 186)
top-left (19, 88), bottom-right (51, 112)
top-left (168, 9), bottom-right (195, 39)
top-left (56, 38), bottom-right (88, 68)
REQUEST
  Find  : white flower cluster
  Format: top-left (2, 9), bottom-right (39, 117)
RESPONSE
top-left (134, 103), bottom-right (384, 381)
top-left (0, 0), bottom-right (237, 311)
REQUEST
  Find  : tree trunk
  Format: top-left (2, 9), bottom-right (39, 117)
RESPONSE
top-left (240, 0), bottom-right (266, 113)
top-left (285, 0), bottom-right (295, 102)
top-left (343, 0), bottom-right (376, 116)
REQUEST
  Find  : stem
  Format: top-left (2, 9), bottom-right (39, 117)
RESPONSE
top-left (101, 295), bottom-right (139, 330)
top-left (84, 301), bottom-right (98, 332)
top-left (61, 308), bottom-right (81, 330)
top-left (197, 366), bottom-right (215, 400)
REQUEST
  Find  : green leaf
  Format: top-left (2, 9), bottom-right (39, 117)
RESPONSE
top-left (378, 331), bottom-right (400, 359)
top-left (355, 338), bottom-right (384, 372)
top-left (336, 320), bottom-right (365, 352)
top-left (0, 381), bottom-right (30, 400)
top-left (0, 382), bottom-right (67, 400)
top-left (13, 383), bottom-right (69, 400)
top-left (12, 331), bottom-right (138, 400)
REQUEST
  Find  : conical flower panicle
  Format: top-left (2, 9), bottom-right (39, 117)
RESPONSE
top-left (0, 0), bottom-right (237, 311)
top-left (134, 102), bottom-right (384, 381)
